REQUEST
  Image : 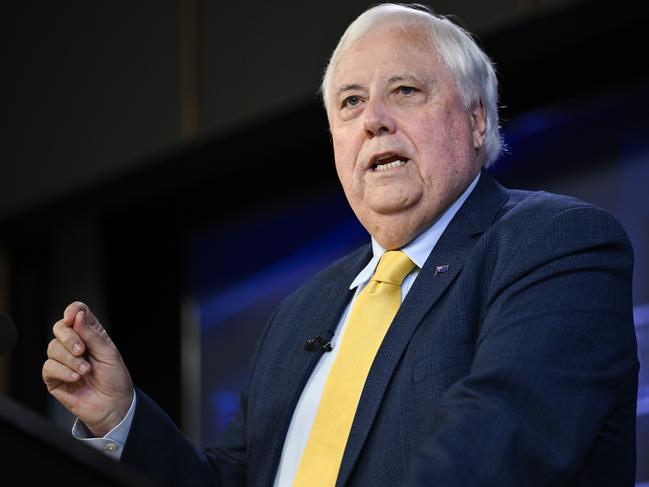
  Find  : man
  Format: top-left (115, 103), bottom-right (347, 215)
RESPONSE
top-left (42, 4), bottom-right (638, 486)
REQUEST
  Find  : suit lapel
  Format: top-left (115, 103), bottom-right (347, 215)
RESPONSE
top-left (336, 171), bottom-right (509, 486)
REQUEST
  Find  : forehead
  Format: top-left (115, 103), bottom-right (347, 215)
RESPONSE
top-left (332, 20), bottom-right (444, 85)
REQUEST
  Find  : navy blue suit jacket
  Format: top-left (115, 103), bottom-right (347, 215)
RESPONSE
top-left (122, 172), bottom-right (638, 486)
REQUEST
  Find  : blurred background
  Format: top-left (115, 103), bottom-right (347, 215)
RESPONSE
top-left (2, 0), bottom-right (648, 483)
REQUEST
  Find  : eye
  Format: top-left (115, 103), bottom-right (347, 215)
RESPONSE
top-left (398, 86), bottom-right (417, 95)
top-left (342, 95), bottom-right (362, 108)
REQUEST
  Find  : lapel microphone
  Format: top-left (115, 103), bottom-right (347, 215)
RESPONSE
top-left (304, 330), bottom-right (334, 352)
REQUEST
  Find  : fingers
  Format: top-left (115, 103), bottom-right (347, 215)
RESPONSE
top-left (53, 319), bottom-right (86, 356)
top-left (42, 358), bottom-right (82, 388)
top-left (57, 301), bottom-right (95, 355)
top-left (58, 301), bottom-right (114, 356)
top-left (73, 309), bottom-right (114, 351)
top-left (47, 338), bottom-right (90, 376)
top-left (63, 301), bottom-right (88, 326)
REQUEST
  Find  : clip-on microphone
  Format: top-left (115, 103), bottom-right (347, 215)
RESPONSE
top-left (304, 330), bottom-right (334, 352)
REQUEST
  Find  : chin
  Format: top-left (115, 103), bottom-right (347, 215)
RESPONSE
top-left (366, 195), bottom-right (422, 216)
top-left (376, 232), bottom-right (416, 251)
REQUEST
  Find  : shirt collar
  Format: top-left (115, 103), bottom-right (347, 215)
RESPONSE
top-left (349, 172), bottom-right (481, 289)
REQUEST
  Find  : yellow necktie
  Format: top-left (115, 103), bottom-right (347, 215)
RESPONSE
top-left (293, 250), bottom-right (416, 487)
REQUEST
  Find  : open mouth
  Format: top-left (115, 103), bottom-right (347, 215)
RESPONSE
top-left (372, 154), bottom-right (409, 172)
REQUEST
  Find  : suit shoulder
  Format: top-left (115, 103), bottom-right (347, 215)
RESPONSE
top-left (498, 188), bottom-right (629, 240)
top-left (501, 187), bottom-right (596, 218)
top-left (488, 186), bottom-right (633, 263)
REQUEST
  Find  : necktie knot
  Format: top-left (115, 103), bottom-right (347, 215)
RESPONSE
top-left (372, 250), bottom-right (416, 286)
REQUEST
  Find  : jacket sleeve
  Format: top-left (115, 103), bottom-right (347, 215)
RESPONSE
top-left (120, 387), bottom-right (245, 486)
top-left (407, 206), bottom-right (638, 486)
top-left (119, 305), bottom-right (282, 486)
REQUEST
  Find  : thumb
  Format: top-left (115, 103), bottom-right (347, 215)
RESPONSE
top-left (73, 309), bottom-right (115, 355)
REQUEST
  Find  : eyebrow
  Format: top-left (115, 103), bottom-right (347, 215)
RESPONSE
top-left (335, 83), bottom-right (365, 98)
top-left (388, 73), bottom-right (428, 85)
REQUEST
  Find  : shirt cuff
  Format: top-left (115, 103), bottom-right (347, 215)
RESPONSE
top-left (71, 389), bottom-right (137, 461)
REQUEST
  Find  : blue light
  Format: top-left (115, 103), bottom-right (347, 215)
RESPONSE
top-left (198, 217), bottom-right (365, 331)
top-left (210, 390), bottom-right (240, 432)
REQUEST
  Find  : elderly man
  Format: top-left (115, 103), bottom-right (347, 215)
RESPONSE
top-left (42, 4), bottom-right (637, 486)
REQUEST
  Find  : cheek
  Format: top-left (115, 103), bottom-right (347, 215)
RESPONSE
top-left (332, 145), bottom-right (349, 181)
top-left (413, 128), bottom-right (474, 190)
top-left (421, 113), bottom-right (473, 161)
top-left (332, 132), bottom-right (360, 176)
top-left (411, 126), bottom-right (451, 174)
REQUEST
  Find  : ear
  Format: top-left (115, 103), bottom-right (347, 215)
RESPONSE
top-left (471, 99), bottom-right (487, 151)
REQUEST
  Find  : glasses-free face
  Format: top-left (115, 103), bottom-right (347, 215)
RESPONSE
top-left (329, 20), bottom-right (486, 249)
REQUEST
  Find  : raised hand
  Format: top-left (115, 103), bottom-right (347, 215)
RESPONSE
top-left (42, 301), bottom-right (133, 437)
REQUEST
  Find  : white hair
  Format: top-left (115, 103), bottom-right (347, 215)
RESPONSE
top-left (321, 3), bottom-right (503, 167)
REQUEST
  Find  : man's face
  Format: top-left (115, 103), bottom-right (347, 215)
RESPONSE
top-left (329, 20), bottom-right (486, 249)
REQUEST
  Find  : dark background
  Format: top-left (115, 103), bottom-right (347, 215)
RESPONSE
top-left (1, 0), bottom-right (648, 482)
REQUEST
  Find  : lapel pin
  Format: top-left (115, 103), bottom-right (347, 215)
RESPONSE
top-left (434, 264), bottom-right (450, 276)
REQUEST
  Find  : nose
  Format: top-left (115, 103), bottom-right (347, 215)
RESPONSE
top-left (363, 98), bottom-right (396, 137)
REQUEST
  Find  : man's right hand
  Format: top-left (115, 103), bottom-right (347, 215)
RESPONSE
top-left (42, 301), bottom-right (134, 437)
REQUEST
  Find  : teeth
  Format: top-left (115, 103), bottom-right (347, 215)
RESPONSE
top-left (374, 159), bottom-right (407, 171)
